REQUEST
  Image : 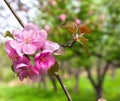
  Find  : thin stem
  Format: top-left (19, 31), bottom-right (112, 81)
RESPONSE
top-left (55, 73), bottom-right (72, 101)
top-left (4, 0), bottom-right (24, 28)
top-left (61, 40), bottom-right (76, 48)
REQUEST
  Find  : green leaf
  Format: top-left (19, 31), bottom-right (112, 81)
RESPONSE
top-left (3, 31), bottom-right (14, 39)
top-left (48, 61), bottom-right (59, 75)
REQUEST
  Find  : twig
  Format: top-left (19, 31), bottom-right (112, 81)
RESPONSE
top-left (61, 40), bottom-right (76, 48)
top-left (55, 73), bottom-right (72, 101)
top-left (4, 0), bottom-right (24, 28)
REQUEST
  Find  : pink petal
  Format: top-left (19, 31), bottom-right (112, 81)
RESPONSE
top-left (22, 30), bottom-right (33, 39)
top-left (22, 44), bottom-right (37, 54)
top-left (24, 23), bottom-right (41, 31)
top-left (32, 41), bottom-right (44, 50)
top-left (12, 30), bottom-right (23, 41)
top-left (40, 55), bottom-right (55, 70)
top-left (5, 41), bottom-right (13, 55)
top-left (19, 71), bottom-right (27, 81)
top-left (40, 30), bottom-right (47, 40)
top-left (15, 63), bottom-right (28, 68)
top-left (43, 40), bottom-right (60, 52)
top-left (31, 66), bottom-right (40, 75)
top-left (9, 40), bottom-right (23, 57)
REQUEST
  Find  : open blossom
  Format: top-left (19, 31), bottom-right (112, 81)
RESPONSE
top-left (5, 23), bottom-right (62, 82)
top-left (10, 23), bottom-right (47, 56)
top-left (13, 57), bottom-right (41, 82)
top-left (35, 50), bottom-right (55, 71)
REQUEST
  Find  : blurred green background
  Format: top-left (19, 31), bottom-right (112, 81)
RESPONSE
top-left (0, 0), bottom-right (120, 101)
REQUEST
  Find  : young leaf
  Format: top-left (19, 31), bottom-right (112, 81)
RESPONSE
top-left (63, 21), bottom-right (78, 34)
top-left (3, 31), bottom-right (14, 39)
top-left (80, 36), bottom-right (88, 43)
top-left (79, 24), bottom-right (91, 34)
top-left (48, 61), bottom-right (59, 75)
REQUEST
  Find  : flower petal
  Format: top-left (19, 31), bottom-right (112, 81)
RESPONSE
top-left (12, 30), bottom-right (23, 41)
top-left (22, 44), bottom-right (37, 54)
top-left (19, 71), bottom-right (27, 81)
top-left (40, 30), bottom-right (47, 40)
top-left (43, 40), bottom-right (60, 52)
top-left (15, 63), bottom-right (28, 69)
top-left (24, 23), bottom-right (41, 31)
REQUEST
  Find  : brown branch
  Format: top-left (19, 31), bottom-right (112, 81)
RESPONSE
top-left (4, 0), bottom-right (24, 28)
top-left (61, 40), bottom-right (76, 48)
top-left (85, 68), bottom-right (97, 88)
top-left (99, 61), bottom-right (110, 86)
top-left (55, 73), bottom-right (72, 101)
top-left (96, 59), bottom-right (102, 83)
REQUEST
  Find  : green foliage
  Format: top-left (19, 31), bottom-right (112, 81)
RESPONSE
top-left (33, 0), bottom-right (119, 69)
top-left (1, 69), bottom-right (120, 101)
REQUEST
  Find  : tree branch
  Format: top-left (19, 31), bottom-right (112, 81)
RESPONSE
top-left (4, 0), bottom-right (24, 28)
top-left (99, 61), bottom-right (110, 86)
top-left (61, 40), bottom-right (76, 48)
top-left (85, 68), bottom-right (96, 88)
top-left (55, 73), bottom-right (72, 101)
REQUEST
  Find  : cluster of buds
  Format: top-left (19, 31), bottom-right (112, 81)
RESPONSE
top-left (5, 23), bottom-right (61, 82)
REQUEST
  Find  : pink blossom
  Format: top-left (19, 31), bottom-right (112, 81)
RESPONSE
top-left (59, 14), bottom-right (67, 21)
top-left (44, 25), bottom-right (50, 31)
top-left (5, 41), bottom-right (19, 62)
top-left (14, 57), bottom-right (41, 82)
top-left (35, 50), bottom-right (55, 71)
top-left (75, 19), bottom-right (81, 25)
top-left (10, 23), bottom-right (47, 56)
top-left (5, 23), bottom-right (62, 82)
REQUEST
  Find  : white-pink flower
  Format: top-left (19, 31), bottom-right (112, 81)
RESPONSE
top-left (10, 23), bottom-right (47, 56)
top-left (5, 22), bottom-right (62, 82)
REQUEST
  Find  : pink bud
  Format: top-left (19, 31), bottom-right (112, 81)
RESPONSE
top-left (50, 0), bottom-right (57, 6)
top-left (44, 25), bottom-right (50, 31)
top-left (75, 19), bottom-right (81, 25)
top-left (59, 14), bottom-right (67, 21)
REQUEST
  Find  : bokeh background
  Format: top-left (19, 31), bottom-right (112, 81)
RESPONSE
top-left (0, 0), bottom-right (120, 101)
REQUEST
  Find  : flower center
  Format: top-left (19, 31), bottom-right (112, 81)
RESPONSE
top-left (40, 57), bottom-right (47, 63)
top-left (25, 37), bottom-right (30, 44)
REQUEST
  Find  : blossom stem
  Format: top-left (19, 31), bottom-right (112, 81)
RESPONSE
top-left (4, 0), bottom-right (24, 28)
top-left (61, 40), bottom-right (76, 48)
top-left (55, 73), bottom-right (72, 101)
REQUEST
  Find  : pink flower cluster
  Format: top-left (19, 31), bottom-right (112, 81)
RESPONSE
top-left (5, 23), bottom-right (60, 82)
